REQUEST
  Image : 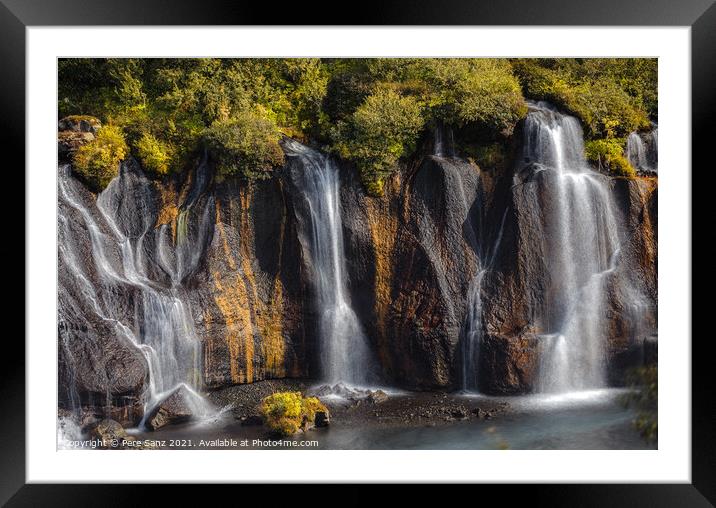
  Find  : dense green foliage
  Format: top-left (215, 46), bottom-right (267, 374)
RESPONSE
top-left (72, 125), bottom-right (128, 191)
top-left (204, 110), bottom-right (285, 181)
top-left (135, 132), bottom-right (172, 176)
top-left (259, 391), bottom-right (328, 437)
top-left (511, 58), bottom-right (655, 139)
top-left (584, 138), bottom-right (636, 178)
top-left (334, 87), bottom-right (424, 194)
top-left (59, 58), bottom-right (656, 192)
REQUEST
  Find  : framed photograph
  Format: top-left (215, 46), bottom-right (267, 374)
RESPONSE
top-left (6, 0), bottom-right (711, 502)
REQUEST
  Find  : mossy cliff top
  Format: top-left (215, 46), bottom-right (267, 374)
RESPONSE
top-left (59, 58), bottom-right (657, 193)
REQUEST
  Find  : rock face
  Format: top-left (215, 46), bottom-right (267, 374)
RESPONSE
top-left (340, 156), bottom-right (483, 388)
top-left (58, 116), bottom-right (102, 161)
top-left (58, 127), bottom-right (657, 414)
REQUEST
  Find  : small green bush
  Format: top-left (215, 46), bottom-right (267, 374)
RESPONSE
top-left (203, 109), bottom-right (285, 181)
top-left (72, 125), bottom-right (128, 190)
top-left (335, 87), bottom-right (424, 196)
top-left (134, 132), bottom-right (172, 176)
top-left (259, 391), bottom-right (328, 437)
top-left (584, 138), bottom-right (636, 178)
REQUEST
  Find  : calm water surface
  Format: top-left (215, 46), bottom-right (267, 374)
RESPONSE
top-left (115, 388), bottom-right (654, 450)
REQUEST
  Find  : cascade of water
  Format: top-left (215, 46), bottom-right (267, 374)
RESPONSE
top-left (523, 101), bottom-right (624, 393)
top-left (284, 140), bottom-right (372, 385)
top-left (58, 162), bottom-right (211, 423)
top-left (462, 209), bottom-right (508, 391)
top-left (649, 128), bottom-right (658, 170)
top-left (434, 125), bottom-right (455, 158)
top-left (626, 128), bottom-right (658, 172)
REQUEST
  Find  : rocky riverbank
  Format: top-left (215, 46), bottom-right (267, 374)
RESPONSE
top-left (207, 379), bottom-right (510, 431)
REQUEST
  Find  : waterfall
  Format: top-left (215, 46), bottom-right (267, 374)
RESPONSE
top-left (523, 101), bottom-right (623, 393)
top-left (284, 140), bottom-right (372, 385)
top-left (434, 124), bottom-right (455, 158)
top-left (58, 161), bottom-right (211, 424)
top-left (626, 132), bottom-right (648, 170)
top-left (626, 127), bottom-right (658, 173)
top-left (462, 209), bottom-right (507, 391)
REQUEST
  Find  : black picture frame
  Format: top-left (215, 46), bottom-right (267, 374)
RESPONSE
top-left (4, 0), bottom-right (712, 504)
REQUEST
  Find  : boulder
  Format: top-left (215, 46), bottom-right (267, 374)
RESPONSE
top-left (86, 419), bottom-right (128, 448)
top-left (472, 408), bottom-right (488, 419)
top-left (57, 116), bottom-right (102, 161)
top-left (314, 410), bottom-right (330, 427)
top-left (145, 385), bottom-right (196, 431)
top-left (58, 130), bottom-right (95, 161)
top-left (58, 115), bottom-right (102, 134)
top-left (367, 389), bottom-right (389, 404)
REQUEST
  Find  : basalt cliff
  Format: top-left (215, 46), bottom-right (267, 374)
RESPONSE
top-left (58, 109), bottom-right (658, 427)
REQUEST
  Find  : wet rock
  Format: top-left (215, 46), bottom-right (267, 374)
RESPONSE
top-left (643, 335), bottom-right (658, 366)
top-left (450, 408), bottom-right (467, 419)
top-left (198, 169), bottom-right (311, 388)
top-left (472, 408), bottom-right (488, 419)
top-left (340, 155), bottom-right (483, 390)
top-left (241, 414), bottom-right (264, 426)
top-left (87, 419), bottom-right (127, 447)
top-left (309, 384), bottom-right (388, 406)
top-left (367, 390), bottom-right (389, 404)
top-left (145, 385), bottom-right (196, 431)
top-left (57, 130), bottom-right (657, 405)
top-left (314, 410), bottom-right (330, 427)
top-left (479, 332), bottom-right (540, 394)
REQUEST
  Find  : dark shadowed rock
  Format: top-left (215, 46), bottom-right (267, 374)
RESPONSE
top-left (643, 335), bottom-right (658, 366)
top-left (241, 414), bottom-right (264, 426)
top-left (314, 410), bottom-right (330, 427)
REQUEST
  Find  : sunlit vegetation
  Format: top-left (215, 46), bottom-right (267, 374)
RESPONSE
top-left (585, 138), bottom-right (637, 178)
top-left (59, 58), bottom-right (656, 192)
top-left (72, 125), bottom-right (128, 191)
top-left (259, 391), bottom-right (328, 437)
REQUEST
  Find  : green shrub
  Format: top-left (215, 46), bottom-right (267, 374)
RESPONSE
top-left (259, 391), bottom-right (328, 437)
top-left (59, 58), bottom-right (656, 191)
top-left (512, 59), bottom-right (651, 139)
top-left (584, 138), bottom-right (636, 178)
top-left (134, 132), bottom-right (172, 176)
top-left (203, 109), bottom-right (285, 181)
top-left (335, 87), bottom-right (424, 195)
top-left (72, 125), bottom-right (128, 190)
top-left (420, 59), bottom-right (527, 135)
